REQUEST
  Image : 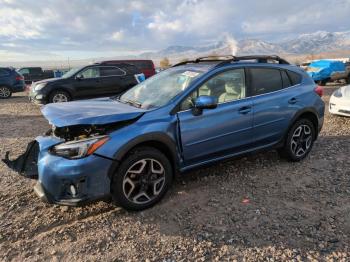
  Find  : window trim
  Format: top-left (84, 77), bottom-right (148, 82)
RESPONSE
top-left (99, 66), bottom-right (127, 77)
top-left (76, 65), bottom-right (126, 79)
top-left (176, 67), bottom-right (249, 112)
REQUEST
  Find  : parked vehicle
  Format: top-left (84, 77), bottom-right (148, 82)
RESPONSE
top-left (3, 55), bottom-right (325, 211)
top-left (329, 85), bottom-right (350, 117)
top-left (17, 67), bottom-right (54, 85)
top-left (29, 62), bottom-right (145, 104)
top-left (0, 67), bottom-right (25, 99)
top-left (101, 60), bottom-right (156, 78)
top-left (306, 60), bottom-right (350, 86)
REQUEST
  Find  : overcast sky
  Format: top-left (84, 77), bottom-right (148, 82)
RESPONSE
top-left (1, 0), bottom-right (350, 61)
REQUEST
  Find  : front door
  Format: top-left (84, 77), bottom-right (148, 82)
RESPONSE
top-left (177, 68), bottom-right (254, 166)
top-left (74, 66), bottom-right (102, 98)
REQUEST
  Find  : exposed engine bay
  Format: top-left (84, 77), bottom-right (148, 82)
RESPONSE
top-left (2, 119), bottom-right (136, 178)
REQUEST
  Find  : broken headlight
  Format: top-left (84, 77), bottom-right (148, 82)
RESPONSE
top-left (51, 136), bottom-right (109, 159)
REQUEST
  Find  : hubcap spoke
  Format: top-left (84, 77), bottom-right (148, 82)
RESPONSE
top-left (122, 158), bottom-right (166, 205)
top-left (0, 87), bottom-right (10, 98)
top-left (291, 124), bottom-right (312, 157)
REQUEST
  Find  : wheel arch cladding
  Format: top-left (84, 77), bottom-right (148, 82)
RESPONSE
top-left (292, 110), bottom-right (319, 140)
top-left (49, 88), bottom-right (72, 99)
top-left (114, 134), bottom-right (179, 175)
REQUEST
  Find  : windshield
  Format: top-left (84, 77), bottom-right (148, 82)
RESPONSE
top-left (61, 67), bottom-right (82, 78)
top-left (118, 67), bottom-right (204, 109)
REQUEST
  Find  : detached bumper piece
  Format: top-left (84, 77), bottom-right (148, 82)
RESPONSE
top-left (2, 140), bottom-right (39, 179)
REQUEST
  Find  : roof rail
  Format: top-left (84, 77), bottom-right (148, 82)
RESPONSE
top-left (234, 55), bottom-right (290, 64)
top-left (172, 55), bottom-right (290, 67)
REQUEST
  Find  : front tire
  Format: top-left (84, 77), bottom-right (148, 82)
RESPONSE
top-left (278, 119), bottom-right (315, 162)
top-left (111, 147), bottom-right (173, 211)
top-left (0, 86), bottom-right (12, 99)
top-left (49, 90), bottom-right (71, 103)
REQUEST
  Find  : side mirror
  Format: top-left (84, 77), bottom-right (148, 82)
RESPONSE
top-left (75, 75), bottom-right (83, 80)
top-left (193, 95), bottom-right (218, 115)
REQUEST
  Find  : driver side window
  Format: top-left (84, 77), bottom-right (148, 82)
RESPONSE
top-left (180, 68), bottom-right (246, 110)
top-left (77, 67), bottom-right (100, 79)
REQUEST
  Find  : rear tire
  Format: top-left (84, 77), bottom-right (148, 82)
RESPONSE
top-left (111, 147), bottom-right (173, 211)
top-left (0, 86), bottom-right (12, 99)
top-left (278, 119), bottom-right (315, 162)
top-left (49, 90), bottom-right (71, 103)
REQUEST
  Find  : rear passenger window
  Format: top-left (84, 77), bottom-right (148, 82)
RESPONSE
top-left (281, 70), bottom-right (292, 88)
top-left (287, 71), bottom-right (302, 86)
top-left (100, 66), bottom-right (125, 77)
top-left (250, 68), bottom-right (282, 95)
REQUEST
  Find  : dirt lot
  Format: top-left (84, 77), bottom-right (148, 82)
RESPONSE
top-left (0, 86), bottom-right (349, 261)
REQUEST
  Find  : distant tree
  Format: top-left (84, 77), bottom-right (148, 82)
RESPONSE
top-left (160, 57), bottom-right (170, 68)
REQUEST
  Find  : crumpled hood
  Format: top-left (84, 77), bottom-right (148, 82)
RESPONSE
top-left (41, 97), bottom-right (146, 127)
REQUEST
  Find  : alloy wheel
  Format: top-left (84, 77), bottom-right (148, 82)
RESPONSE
top-left (52, 93), bottom-right (68, 103)
top-left (290, 124), bottom-right (312, 157)
top-left (0, 86), bottom-right (11, 98)
top-left (122, 158), bottom-right (166, 205)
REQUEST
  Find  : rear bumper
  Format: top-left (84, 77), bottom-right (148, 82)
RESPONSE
top-left (12, 82), bottom-right (25, 93)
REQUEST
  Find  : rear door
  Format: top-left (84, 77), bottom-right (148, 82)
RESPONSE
top-left (249, 67), bottom-right (303, 147)
top-left (73, 66), bottom-right (103, 97)
top-left (99, 66), bottom-right (127, 95)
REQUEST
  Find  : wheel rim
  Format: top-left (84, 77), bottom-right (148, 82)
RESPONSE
top-left (291, 124), bottom-right (312, 157)
top-left (52, 93), bottom-right (68, 103)
top-left (123, 158), bottom-right (166, 205)
top-left (0, 87), bottom-right (11, 98)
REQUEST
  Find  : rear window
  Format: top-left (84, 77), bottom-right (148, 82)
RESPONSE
top-left (250, 68), bottom-right (283, 95)
top-left (100, 66), bottom-right (125, 77)
top-left (287, 70), bottom-right (302, 86)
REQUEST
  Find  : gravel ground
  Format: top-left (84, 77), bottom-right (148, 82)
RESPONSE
top-left (0, 86), bottom-right (350, 261)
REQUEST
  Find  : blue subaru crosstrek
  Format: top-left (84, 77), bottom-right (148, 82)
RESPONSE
top-left (0, 67), bottom-right (25, 98)
top-left (3, 56), bottom-right (325, 211)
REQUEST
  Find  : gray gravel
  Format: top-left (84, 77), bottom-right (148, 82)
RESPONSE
top-left (0, 86), bottom-right (350, 261)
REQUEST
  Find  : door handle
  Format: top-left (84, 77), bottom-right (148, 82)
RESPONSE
top-left (238, 106), bottom-right (251, 114)
top-left (288, 98), bottom-right (297, 104)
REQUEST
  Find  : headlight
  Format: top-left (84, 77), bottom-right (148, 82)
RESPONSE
top-left (333, 89), bottom-right (342, 98)
top-left (51, 136), bottom-right (109, 159)
top-left (34, 83), bottom-right (47, 91)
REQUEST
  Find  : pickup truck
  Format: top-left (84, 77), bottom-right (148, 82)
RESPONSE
top-left (306, 60), bottom-right (350, 86)
top-left (17, 67), bottom-right (54, 85)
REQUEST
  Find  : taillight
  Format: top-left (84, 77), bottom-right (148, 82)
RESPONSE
top-left (314, 86), bottom-right (323, 97)
top-left (15, 75), bottom-right (24, 81)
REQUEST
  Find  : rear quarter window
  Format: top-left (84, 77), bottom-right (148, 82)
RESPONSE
top-left (287, 70), bottom-right (302, 85)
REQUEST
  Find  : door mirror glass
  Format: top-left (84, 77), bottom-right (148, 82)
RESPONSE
top-left (194, 95), bottom-right (218, 110)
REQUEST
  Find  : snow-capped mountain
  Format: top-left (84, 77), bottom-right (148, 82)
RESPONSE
top-left (142, 31), bottom-right (350, 60)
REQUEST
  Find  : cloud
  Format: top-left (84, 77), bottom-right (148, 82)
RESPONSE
top-left (111, 30), bottom-right (125, 41)
top-left (0, 0), bottom-right (349, 61)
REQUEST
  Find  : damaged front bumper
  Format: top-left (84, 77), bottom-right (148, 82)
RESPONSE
top-left (3, 136), bottom-right (114, 206)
